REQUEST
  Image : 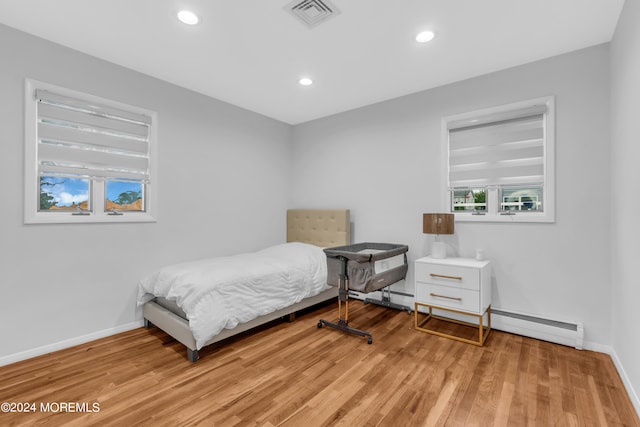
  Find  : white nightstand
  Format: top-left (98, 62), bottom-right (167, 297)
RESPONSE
top-left (414, 256), bottom-right (491, 346)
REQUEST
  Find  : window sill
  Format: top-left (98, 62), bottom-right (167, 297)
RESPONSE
top-left (453, 212), bottom-right (555, 223)
top-left (24, 212), bottom-right (157, 224)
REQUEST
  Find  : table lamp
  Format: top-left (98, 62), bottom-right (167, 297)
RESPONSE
top-left (423, 213), bottom-right (454, 259)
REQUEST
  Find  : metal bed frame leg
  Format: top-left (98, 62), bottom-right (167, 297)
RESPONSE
top-left (318, 256), bottom-right (373, 344)
top-left (187, 348), bottom-right (200, 363)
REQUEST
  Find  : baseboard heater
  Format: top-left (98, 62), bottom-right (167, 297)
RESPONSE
top-left (492, 308), bottom-right (584, 350)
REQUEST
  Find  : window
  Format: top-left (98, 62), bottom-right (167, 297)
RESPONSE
top-left (24, 79), bottom-right (157, 223)
top-left (441, 97), bottom-right (555, 222)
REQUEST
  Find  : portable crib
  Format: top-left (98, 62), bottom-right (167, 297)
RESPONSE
top-left (318, 242), bottom-right (409, 343)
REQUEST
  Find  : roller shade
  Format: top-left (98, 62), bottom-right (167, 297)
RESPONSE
top-left (35, 89), bottom-right (152, 183)
top-left (448, 107), bottom-right (546, 188)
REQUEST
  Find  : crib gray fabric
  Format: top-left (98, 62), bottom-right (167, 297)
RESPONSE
top-left (324, 242), bottom-right (408, 293)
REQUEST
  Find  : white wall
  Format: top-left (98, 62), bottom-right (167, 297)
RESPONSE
top-left (611, 0), bottom-right (640, 414)
top-left (0, 24), bottom-right (293, 362)
top-left (291, 45), bottom-right (612, 347)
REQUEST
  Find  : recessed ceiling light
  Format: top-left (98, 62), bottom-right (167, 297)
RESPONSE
top-left (177, 10), bottom-right (199, 25)
top-left (415, 30), bottom-right (435, 43)
top-left (299, 77), bottom-right (313, 86)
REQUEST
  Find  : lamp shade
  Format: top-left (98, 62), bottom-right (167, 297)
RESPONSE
top-left (423, 213), bottom-right (454, 235)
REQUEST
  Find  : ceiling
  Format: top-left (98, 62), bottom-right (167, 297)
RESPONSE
top-left (0, 0), bottom-right (625, 124)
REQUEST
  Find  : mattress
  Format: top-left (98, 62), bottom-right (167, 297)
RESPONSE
top-left (324, 242), bottom-right (408, 293)
top-left (155, 297), bottom-right (186, 320)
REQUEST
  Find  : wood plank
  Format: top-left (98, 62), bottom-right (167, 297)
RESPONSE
top-left (0, 301), bottom-right (638, 426)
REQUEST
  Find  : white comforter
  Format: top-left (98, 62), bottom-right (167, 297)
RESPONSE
top-left (137, 242), bottom-right (329, 349)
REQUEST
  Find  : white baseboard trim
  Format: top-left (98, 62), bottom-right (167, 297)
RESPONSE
top-left (580, 340), bottom-right (611, 354)
top-left (605, 346), bottom-right (640, 419)
top-left (0, 320), bottom-right (144, 367)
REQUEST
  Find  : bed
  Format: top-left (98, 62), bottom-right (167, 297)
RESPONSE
top-left (138, 209), bottom-right (351, 362)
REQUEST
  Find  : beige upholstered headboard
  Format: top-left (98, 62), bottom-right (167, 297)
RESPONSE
top-left (287, 209), bottom-right (350, 248)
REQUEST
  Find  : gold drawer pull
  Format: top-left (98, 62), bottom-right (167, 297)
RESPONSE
top-left (430, 293), bottom-right (462, 301)
top-left (430, 273), bottom-right (462, 281)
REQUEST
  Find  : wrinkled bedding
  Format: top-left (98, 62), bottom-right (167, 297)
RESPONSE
top-left (137, 242), bottom-right (328, 349)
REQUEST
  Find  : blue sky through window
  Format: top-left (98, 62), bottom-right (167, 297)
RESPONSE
top-left (106, 181), bottom-right (142, 202)
top-left (41, 177), bottom-right (143, 207)
top-left (41, 177), bottom-right (88, 207)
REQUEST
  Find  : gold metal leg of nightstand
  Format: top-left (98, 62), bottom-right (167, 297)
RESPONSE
top-left (413, 302), bottom-right (491, 346)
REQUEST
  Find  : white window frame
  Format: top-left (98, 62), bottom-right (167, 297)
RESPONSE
top-left (441, 96), bottom-right (555, 223)
top-left (24, 79), bottom-right (158, 224)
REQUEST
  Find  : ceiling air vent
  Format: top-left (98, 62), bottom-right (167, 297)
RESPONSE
top-left (286, 0), bottom-right (341, 28)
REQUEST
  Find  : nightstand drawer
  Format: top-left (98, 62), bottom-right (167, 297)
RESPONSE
top-left (415, 262), bottom-right (480, 291)
top-left (416, 282), bottom-right (480, 313)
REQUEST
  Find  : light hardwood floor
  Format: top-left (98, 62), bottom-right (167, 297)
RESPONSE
top-left (1, 301), bottom-right (638, 426)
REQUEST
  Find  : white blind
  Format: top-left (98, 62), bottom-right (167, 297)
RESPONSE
top-left (35, 89), bottom-right (152, 183)
top-left (448, 107), bottom-right (546, 188)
